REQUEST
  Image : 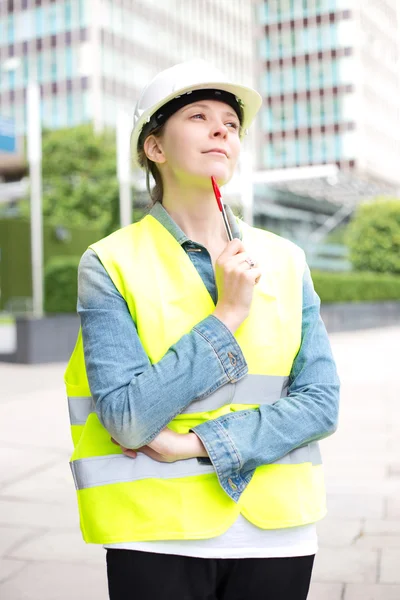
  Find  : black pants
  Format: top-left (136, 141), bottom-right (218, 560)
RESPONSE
top-left (106, 549), bottom-right (315, 600)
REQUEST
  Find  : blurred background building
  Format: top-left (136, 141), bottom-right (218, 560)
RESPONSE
top-left (1, 0), bottom-right (400, 278)
top-left (0, 0), bottom-right (254, 142)
top-left (253, 0), bottom-right (400, 246)
top-left (0, 0), bottom-right (256, 209)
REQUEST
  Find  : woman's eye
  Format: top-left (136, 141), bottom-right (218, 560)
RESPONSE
top-left (190, 114), bottom-right (239, 130)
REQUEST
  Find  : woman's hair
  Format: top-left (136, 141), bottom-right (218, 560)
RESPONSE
top-left (137, 123), bottom-right (166, 205)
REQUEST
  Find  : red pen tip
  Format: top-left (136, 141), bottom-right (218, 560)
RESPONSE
top-left (211, 176), bottom-right (223, 211)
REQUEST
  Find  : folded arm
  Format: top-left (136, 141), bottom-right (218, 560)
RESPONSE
top-left (78, 249), bottom-right (247, 449)
top-left (191, 265), bottom-right (340, 501)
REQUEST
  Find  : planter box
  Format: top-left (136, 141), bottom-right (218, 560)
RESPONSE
top-left (0, 302), bottom-right (399, 364)
top-left (0, 314), bottom-right (79, 364)
top-left (320, 301), bottom-right (400, 333)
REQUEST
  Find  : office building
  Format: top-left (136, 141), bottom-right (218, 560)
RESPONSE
top-left (0, 0), bottom-right (255, 140)
top-left (256, 0), bottom-right (400, 187)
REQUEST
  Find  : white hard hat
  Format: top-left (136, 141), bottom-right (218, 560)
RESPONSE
top-left (130, 59), bottom-right (262, 169)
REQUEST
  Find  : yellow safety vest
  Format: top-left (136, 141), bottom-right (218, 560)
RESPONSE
top-left (65, 214), bottom-right (326, 544)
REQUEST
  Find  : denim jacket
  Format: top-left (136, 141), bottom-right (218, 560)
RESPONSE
top-left (77, 202), bottom-right (340, 503)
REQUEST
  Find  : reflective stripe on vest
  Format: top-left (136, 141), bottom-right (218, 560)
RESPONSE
top-left (67, 374), bottom-right (290, 425)
top-left (68, 396), bottom-right (95, 425)
top-left (71, 443), bottom-right (322, 491)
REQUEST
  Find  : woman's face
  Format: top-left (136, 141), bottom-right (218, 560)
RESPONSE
top-left (148, 99), bottom-right (242, 187)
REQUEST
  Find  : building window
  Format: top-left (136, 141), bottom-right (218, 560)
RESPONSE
top-left (7, 14), bottom-right (14, 44)
top-left (308, 137), bottom-right (313, 162)
top-left (23, 56), bottom-right (29, 84)
top-left (67, 93), bottom-right (74, 126)
top-left (8, 70), bottom-right (15, 90)
top-left (66, 47), bottom-right (73, 79)
top-left (65, 0), bottom-right (72, 29)
top-left (35, 7), bottom-right (43, 37)
top-left (49, 4), bottom-right (57, 35)
top-left (50, 50), bottom-right (57, 81)
top-left (37, 54), bottom-right (43, 83)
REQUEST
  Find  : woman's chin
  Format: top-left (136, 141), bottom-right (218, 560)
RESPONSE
top-left (202, 164), bottom-right (231, 184)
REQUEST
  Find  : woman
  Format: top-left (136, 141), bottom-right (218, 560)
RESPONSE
top-left (65, 59), bottom-right (340, 600)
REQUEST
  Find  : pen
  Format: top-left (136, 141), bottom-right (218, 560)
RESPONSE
top-left (211, 176), bottom-right (233, 242)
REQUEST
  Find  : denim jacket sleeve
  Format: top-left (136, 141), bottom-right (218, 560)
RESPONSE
top-left (191, 264), bottom-right (340, 502)
top-left (77, 249), bottom-right (247, 449)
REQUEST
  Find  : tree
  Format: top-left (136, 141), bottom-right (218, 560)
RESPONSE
top-left (346, 198), bottom-right (400, 274)
top-left (20, 125), bottom-right (121, 235)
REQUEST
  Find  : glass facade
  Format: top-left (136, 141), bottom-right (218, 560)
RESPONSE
top-left (0, 1), bottom-right (87, 45)
top-left (260, 0), bottom-right (338, 25)
top-left (1, 0), bottom-right (254, 138)
top-left (259, 0), bottom-right (352, 169)
top-left (0, 0), bottom-right (88, 135)
top-left (263, 134), bottom-right (342, 168)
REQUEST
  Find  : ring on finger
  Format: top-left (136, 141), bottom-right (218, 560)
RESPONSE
top-left (245, 257), bottom-right (256, 268)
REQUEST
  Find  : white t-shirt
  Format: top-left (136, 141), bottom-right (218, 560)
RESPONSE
top-left (104, 514), bottom-right (317, 559)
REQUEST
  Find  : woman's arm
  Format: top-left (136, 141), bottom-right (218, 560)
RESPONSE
top-left (78, 249), bottom-right (247, 449)
top-left (191, 264), bottom-right (340, 501)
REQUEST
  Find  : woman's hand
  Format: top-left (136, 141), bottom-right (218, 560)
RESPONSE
top-left (111, 427), bottom-right (208, 463)
top-left (213, 238), bottom-right (262, 333)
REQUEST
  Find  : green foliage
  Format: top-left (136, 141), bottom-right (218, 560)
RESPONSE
top-left (44, 256), bottom-right (80, 313)
top-left (20, 125), bottom-right (120, 236)
top-left (324, 225), bottom-right (349, 245)
top-left (346, 198), bottom-right (400, 274)
top-left (312, 270), bottom-right (400, 304)
top-left (42, 260), bottom-right (400, 314)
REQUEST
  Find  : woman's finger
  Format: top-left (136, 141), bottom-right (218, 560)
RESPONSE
top-left (122, 448), bottom-right (137, 459)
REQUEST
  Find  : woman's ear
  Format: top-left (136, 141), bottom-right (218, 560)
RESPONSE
top-left (143, 135), bottom-right (166, 165)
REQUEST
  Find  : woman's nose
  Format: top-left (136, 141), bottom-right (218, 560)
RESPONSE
top-left (212, 122), bottom-right (228, 137)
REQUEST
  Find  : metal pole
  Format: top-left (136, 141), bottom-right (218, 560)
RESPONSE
top-left (27, 81), bottom-right (43, 318)
top-left (240, 149), bottom-right (254, 226)
top-left (117, 110), bottom-right (132, 228)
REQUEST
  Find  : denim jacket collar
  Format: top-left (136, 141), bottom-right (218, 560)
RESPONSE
top-left (148, 201), bottom-right (242, 245)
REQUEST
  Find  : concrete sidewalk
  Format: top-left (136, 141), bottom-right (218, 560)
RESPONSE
top-left (0, 326), bottom-right (399, 599)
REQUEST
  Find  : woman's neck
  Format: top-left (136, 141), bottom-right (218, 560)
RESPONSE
top-left (162, 188), bottom-right (228, 248)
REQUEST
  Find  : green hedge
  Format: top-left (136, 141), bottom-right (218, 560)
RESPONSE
top-left (312, 270), bottom-right (400, 303)
top-left (44, 256), bottom-right (80, 313)
top-left (346, 199), bottom-right (400, 274)
top-left (43, 258), bottom-right (400, 314)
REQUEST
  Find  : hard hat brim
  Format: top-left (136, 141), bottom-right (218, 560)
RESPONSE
top-left (130, 81), bottom-right (262, 170)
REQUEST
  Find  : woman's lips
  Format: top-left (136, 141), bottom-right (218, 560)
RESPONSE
top-left (204, 150), bottom-right (228, 157)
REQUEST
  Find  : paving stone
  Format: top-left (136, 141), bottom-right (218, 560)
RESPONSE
top-left (0, 561), bottom-right (108, 600)
top-left (1, 460), bottom-right (76, 505)
top-left (313, 548), bottom-right (378, 583)
top-left (345, 583), bottom-right (400, 599)
top-left (364, 520), bottom-right (400, 536)
top-left (324, 463), bottom-right (387, 482)
top-left (0, 390), bottom-right (72, 452)
top-left (0, 525), bottom-right (43, 557)
top-left (9, 530), bottom-right (105, 565)
top-left (387, 497), bottom-right (400, 519)
top-left (354, 535), bottom-right (400, 550)
top-left (380, 549), bottom-right (400, 583)
top-left (308, 582), bottom-right (343, 600)
top-left (326, 494), bottom-right (385, 520)
top-left (0, 446), bottom-right (60, 486)
top-left (0, 498), bottom-right (79, 530)
top-left (0, 363), bottom-right (66, 401)
top-left (0, 558), bottom-right (27, 584)
top-left (316, 519), bottom-right (362, 547)
top-left (387, 462), bottom-right (400, 476)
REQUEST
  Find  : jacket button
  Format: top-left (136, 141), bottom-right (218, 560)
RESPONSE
top-left (228, 352), bottom-right (237, 366)
top-left (228, 478), bottom-right (238, 491)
